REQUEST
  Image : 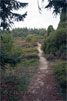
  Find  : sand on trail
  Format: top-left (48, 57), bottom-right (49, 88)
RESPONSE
top-left (21, 43), bottom-right (63, 101)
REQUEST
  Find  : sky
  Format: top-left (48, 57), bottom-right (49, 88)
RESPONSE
top-left (14, 0), bottom-right (60, 30)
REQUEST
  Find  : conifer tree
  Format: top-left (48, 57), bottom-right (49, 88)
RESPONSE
top-left (0, 0), bottom-right (28, 30)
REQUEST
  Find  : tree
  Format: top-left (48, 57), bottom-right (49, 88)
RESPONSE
top-left (47, 25), bottom-right (54, 36)
top-left (39, 29), bottom-right (46, 36)
top-left (42, 27), bottom-right (67, 55)
top-left (43, 0), bottom-right (67, 14)
top-left (42, 0), bottom-right (67, 58)
top-left (0, 32), bottom-right (14, 68)
top-left (0, 0), bottom-right (28, 30)
top-left (0, 31), bottom-right (23, 69)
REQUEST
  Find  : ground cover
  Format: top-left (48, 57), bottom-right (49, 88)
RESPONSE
top-left (1, 38), bottom-right (39, 101)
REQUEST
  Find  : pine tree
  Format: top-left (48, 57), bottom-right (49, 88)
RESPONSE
top-left (0, 0), bottom-right (28, 30)
top-left (39, 0), bottom-right (67, 15)
top-left (45, 0), bottom-right (67, 14)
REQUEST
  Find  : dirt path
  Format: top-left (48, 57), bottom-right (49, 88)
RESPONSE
top-left (21, 43), bottom-right (63, 101)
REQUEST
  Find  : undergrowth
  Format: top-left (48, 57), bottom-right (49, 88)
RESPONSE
top-left (51, 60), bottom-right (67, 100)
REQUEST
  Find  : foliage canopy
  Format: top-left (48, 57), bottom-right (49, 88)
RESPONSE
top-left (0, 0), bottom-right (28, 30)
top-left (45, 0), bottom-right (67, 14)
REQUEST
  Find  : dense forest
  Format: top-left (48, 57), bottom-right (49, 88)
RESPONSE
top-left (0, 0), bottom-right (67, 101)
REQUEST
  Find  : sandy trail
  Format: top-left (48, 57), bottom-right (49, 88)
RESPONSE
top-left (22, 43), bottom-right (63, 101)
top-left (37, 43), bottom-right (48, 70)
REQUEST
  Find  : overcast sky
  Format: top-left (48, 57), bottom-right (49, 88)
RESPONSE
top-left (14, 0), bottom-right (60, 29)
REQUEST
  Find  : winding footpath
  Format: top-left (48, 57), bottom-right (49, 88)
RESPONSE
top-left (22, 43), bottom-right (63, 101)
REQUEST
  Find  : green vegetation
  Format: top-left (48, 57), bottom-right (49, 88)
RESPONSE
top-left (51, 61), bottom-right (67, 100)
top-left (42, 12), bottom-right (67, 100)
top-left (11, 28), bottom-right (46, 38)
top-left (17, 58), bottom-right (39, 68)
top-left (42, 28), bottom-right (67, 55)
top-left (0, 0), bottom-right (67, 101)
top-left (42, 13), bottom-right (67, 60)
top-left (1, 57), bottom-right (39, 101)
top-left (0, 31), bottom-right (23, 69)
top-left (46, 25), bottom-right (55, 37)
top-left (22, 48), bottom-right (38, 55)
top-left (26, 34), bottom-right (37, 43)
top-left (0, 33), bottom-right (39, 100)
top-left (1, 75), bottom-right (30, 101)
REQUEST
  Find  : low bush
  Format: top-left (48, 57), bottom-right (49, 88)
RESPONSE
top-left (1, 57), bottom-right (39, 101)
top-left (1, 75), bottom-right (29, 101)
top-left (26, 34), bottom-right (37, 43)
top-left (22, 48), bottom-right (38, 55)
top-left (52, 61), bottom-right (67, 99)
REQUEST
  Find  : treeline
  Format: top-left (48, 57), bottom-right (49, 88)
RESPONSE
top-left (11, 28), bottom-right (46, 38)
